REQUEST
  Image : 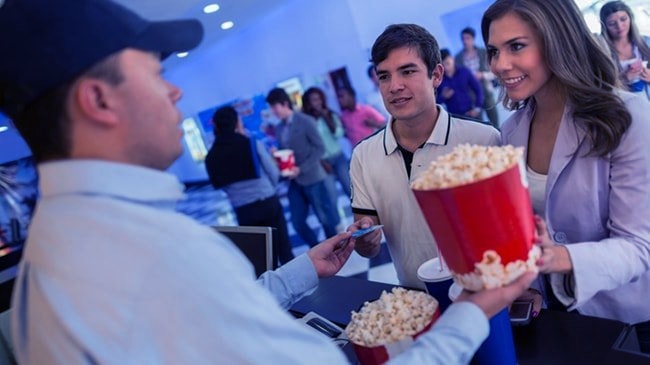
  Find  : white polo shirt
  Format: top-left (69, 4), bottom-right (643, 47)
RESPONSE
top-left (350, 107), bottom-right (500, 288)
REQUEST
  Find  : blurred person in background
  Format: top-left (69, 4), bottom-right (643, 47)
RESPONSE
top-left (205, 105), bottom-right (295, 266)
top-left (455, 26), bottom-right (500, 128)
top-left (337, 85), bottom-right (387, 147)
top-left (266, 88), bottom-right (340, 246)
top-left (437, 48), bottom-right (484, 120)
top-left (365, 65), bottom-right (391, 121)
top-left (599, 1), bottom-right (650, 99)
top-left (302, 87), bottom-right (351, 214)
top-left (484, 0), bottom-right (650, 351)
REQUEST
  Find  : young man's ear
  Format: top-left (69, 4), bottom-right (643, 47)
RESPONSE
top-left (72, 77), bottom-right (120, 126)
top-left (431, 63), bottom-right (444, 88)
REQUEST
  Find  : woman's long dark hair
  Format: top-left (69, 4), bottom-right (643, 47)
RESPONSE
top-left (482, 0), bottom-right (631, 156)
top-left (600, 1), bottom-right (650, 65)
top-left (302, 87), bottom-right (337, 134)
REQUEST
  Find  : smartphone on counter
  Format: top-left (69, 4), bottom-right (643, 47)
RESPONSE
top-left (509, 300), bottom-right (533, 326)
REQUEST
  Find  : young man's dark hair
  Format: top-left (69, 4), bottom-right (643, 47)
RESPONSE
top-left (212, 105), bottom-right (239, 136)
top-left (371, 23), bottom-right (441, 78)
top-left (265, 87), bottom-right (292, 109)
top-left (461, 26), bottom-right (476, 38)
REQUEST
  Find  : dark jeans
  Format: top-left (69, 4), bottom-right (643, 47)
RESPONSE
top-left (288, 179), bottom-right (340, 247)
top-left (234, 195), bottom-right (295, 266)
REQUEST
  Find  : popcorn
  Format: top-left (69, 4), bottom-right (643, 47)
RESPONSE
top-left (345, 288), bottom-right (438, 347)
top-left (412, 144), bottom-right (524, 190)
top-left (411, 144), bottom-right (536, 292)
top-left (453, 246), bottom-right (541, 291)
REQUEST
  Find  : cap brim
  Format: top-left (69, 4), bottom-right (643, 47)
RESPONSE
top-left (133, 18), bottom-right (204, 59)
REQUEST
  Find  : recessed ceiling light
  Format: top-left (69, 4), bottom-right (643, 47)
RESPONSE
top-left (176, 52), bottom-right (189, 58)
top-left (221, 21), bottom-right (234, 30)
top-left (0, 126), bottom-right (8, 133)
top-left (203, 3), bottom-right (220, 14)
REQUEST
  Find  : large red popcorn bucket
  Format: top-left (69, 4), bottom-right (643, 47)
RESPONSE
top-left (412, 161), bottom-right (534, 282)
top-left (350, 307), bottom-right (441, 365)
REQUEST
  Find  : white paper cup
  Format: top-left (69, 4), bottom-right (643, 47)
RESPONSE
top-left (417, 258), bottom-right (453, 311)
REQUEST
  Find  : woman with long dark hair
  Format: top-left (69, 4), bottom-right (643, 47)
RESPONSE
top-left (483, 0), bottom-right (650, 349)
top-left (302, 87), bottom-right (351, 198)
top-left (599, 1), bottom-right (650, 98)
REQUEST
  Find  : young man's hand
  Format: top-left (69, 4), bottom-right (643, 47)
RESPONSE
top-left (348, 216), bottom-right (382, 257)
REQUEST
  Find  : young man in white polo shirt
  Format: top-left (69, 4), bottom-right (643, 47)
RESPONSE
top-left (349, 24), bottom-right (500, 289)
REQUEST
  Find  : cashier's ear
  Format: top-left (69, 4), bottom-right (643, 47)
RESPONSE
top-left (70, 76), bottom-right (121, 128)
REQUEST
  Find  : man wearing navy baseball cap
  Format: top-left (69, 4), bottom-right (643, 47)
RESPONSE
top-left (0, 0), bottom-right (363, 363)
top-left (0, 1), bottom-right (537, 364)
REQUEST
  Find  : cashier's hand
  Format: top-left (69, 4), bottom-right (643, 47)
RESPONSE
top-left (348, 216), bottom-right (382, 257)
top-left (307, 232), bottom-right (355, 278)
top-left (534, 216), bottom-right (572, 274)
top-left (458, 271), bottom-right (538, 319)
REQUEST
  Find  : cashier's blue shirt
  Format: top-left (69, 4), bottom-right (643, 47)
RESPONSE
top-left (11, 160), bottom-right (489, 364)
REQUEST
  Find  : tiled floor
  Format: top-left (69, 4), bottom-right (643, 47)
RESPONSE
top-left (176, 181), bottom-right (400, 285)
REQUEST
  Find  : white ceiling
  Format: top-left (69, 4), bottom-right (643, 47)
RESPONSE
top-left (114, 0), bottom-right (292, 66)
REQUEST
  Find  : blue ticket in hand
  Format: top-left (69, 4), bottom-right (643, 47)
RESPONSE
top-left (351, 225), bottom-right (384, 238)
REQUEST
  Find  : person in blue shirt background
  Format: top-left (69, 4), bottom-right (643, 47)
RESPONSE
top-left (437, 48), bottom-right (484, 119)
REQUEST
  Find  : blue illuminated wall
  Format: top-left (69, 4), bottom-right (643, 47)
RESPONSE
top-left (440, 0), bottom-right (495, 54)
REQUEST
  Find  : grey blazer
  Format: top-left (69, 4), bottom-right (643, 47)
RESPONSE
top-left (275, 111), bottom-right (326, 186)
top-left (502, 92), bottom-right (650, 324)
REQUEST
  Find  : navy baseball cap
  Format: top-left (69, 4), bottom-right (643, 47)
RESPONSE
top-left (0, 0), bottom-right (204, 118)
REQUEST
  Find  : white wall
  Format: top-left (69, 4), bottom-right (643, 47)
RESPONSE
top-left (168, 0), bottom-right (488, 117)
top-left (346, 0), bottom-right (486, 56)
top-left (167, 0), bottom-right (367, 116)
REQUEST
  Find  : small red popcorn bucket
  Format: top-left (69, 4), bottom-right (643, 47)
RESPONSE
top-left (272, 149), bottom-right (295, 176)
top-left (350, 308), bottom-right (441, 365)
top-left (412, 161), bottom-right (535, 287)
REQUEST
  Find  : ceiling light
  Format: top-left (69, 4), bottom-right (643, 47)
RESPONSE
top-left (203, 3), bottom-right (220, 14)
top-left (0, 126), bottom-right (8, 133)
top-left (221, 21), bottom-right (234, 30)
top-left (176, 52), bottom-right (189, 58)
